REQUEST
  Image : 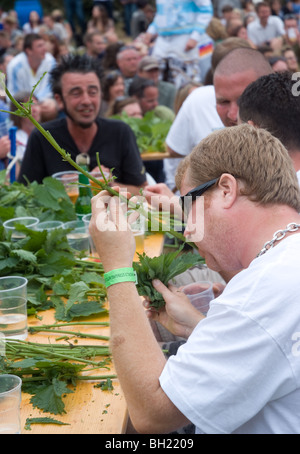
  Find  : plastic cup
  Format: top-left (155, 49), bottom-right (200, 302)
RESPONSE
top-left (0, 276), bottom-right (28, 340)
top-left (0, 375), bottom-right (22, 434)
top-left (182, 281), bottom-right (214, 315)
top-left (36, 220), bottom-right (64, 231)
top-left (64, 220), bottom-right (90, 256)
top-left (89, 170), bottom-right (110, 195)
top-left (3, 217), bottom-right (39, 241)
top-left (52, 171), bottom-right (80, 203)
top-left (127, 209), bottom-right (145, 255)
top-left (82, 213), bottom-right (98, 258)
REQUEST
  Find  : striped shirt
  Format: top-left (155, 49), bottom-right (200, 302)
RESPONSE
top-left (147, 0), bottom-right (213, 39)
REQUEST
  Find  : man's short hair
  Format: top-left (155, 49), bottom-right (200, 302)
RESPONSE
top-left (175, 124), bottom-right (300, 212)
top-left (49, 54), bottom-right (103, 96)
top-left (128, 76), bottom-right (156, 98)
top-left (23, 33), bottom-right (43, 51)
top-left (238, 71), bottom-right (300, 151)
top-left (214, 47), bottom-right (273, 79)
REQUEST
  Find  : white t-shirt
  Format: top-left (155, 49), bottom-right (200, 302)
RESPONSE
top-left (160, 233), bottom-right (300, 434)
top-left (247, 16), bottom-right (285, 46)
top-left (164, 85), bottom-right (224, 190)
top-left (7, 52), bottom-right (56, 101)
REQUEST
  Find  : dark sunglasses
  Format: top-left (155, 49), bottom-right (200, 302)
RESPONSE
top-left (180, 178), bottom-right (219, 214)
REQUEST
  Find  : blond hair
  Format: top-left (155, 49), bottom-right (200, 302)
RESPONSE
top-left (175, 124), bottom-right (300, 211)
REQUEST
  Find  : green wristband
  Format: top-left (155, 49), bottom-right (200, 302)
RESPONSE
top-left (104, 267), bottom-right (137, 288)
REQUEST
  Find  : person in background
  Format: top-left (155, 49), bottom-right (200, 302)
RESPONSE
top-left (130, 0), bottom-right (154, 40)
top-left (107, 96), bottom-right (143, 118)
top-left (137, 56), bottom-right (177, 111)
top-left (99, 69), bottom-right (125, 116)
top-left (282, 46), bottom-right (299, 71)
top-left (9, 91), bottom-right (41, 177)
top-left (84, 31), bottom-right (108, 61)
top-left (120, 0), bottom-right (138, 36)
top-left (128, 76), bottom-right (174, 183)
top-left (247, 1), bottom-right (285, 51)
top-left (6, 33), bottom-right (56, 102)
top-left (22, 10), bottom-right (41, 34)
top-left (238, 70), bottom-right (300, 186)
top-left (116, 45), bottom-right (141, 94)
top-left (63, 0), bottom-right (86, 46)
top-left (268, 55), bottom-right (289, 71)
top-left (51, 9), bottom-right (73, 47)
top-left (144, 0), bottom-right (214, 85)
top-left (87, 3), bottom-right (117, 42)
top-left (18, 54), bottom-right (147, 194)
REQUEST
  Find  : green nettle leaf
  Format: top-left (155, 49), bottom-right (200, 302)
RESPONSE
top-left (25, 417), bottom-right (70, 430)
top-left (30, 378), bottom-right (73, 415)
top-left (133, 248), bottom-right (205, 309)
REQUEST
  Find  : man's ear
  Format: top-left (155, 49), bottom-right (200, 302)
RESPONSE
top-left (218, 173), bottom-right (238, 209)
top-left (247, 120), bottom-right (256, 127)
top-left (54, 93), bottom-right (63, 110)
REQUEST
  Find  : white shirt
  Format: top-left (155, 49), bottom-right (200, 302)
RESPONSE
top-left (7, 52), bottom-right (56, 101)
top-left (164, 85), bottom-right (224, 190)
top-left (160, 233), bottom-right (300, 434)
top-left (247, 16), bottom-right (285, 46)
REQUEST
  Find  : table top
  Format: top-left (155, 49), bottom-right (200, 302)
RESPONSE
top-left (141, 151), bottom-right (172, 161)
top-left (20, 233), bottom-right (165, 434)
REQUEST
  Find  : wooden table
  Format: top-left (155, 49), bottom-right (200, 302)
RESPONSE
top-left (141, 151), bottom-right (171, 161)
top-left (20, 233), bottom-right (165, 434)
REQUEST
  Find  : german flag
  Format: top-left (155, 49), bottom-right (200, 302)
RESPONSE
top-left (198, 42), bottom-right (214, 58)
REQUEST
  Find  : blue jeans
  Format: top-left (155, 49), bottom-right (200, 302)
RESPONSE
top-left (123, 3), bottom-right (137, 36)
top-left (64, 0), bottom-right (86, 33)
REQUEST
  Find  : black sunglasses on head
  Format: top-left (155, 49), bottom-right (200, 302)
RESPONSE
top-left (180, 178), bottom-right (219, 214)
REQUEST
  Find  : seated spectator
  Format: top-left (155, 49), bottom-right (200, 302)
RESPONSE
top-left (102, 41), bottom-right (125, 72)
top-left (116, 45), bottom-right (141, 94)
top-left (282, 46), bottom-right (300, 71)
top-left (247, 1), bottom-right (285, 51)
top-left (268, 55), bottom-right (289, 71)
top-left (22, 11), bottom-right (41, 34)
top-left (51, 9), bottom-right (73, 46)
top-left (42, 14), bottom-right (68, 43)
top-left (6, 33), bottom-right (56, 102)
top-left (99, 69), bottom-right (126, 117)
top-left (137, 56), bottom-right (177, 110)
top-left (107, 96), bottom-right (143, 118)
top-left (84, 31), bottom-right (108, 61)
top-left (87, 3), bottom-right (117, 42)
top-left (18, 54), bottom-right (147, 194)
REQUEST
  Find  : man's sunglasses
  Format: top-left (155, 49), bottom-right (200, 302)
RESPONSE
top-left (180, 178), bottom-right (219, 214)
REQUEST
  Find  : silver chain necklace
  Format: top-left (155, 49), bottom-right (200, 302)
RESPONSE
top-left (257, 222), bottom-right (300, 257)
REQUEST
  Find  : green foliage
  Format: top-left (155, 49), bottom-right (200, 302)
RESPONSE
top-left (133, 247), bottom-right (205, 309)
top-left (25, 417), bottom-right (70, 430)
top-left (0, 171), bottom-right (77, 223)
top-left (0, 225), bottom-right (107, 320)
top-left (111, 111), bottom-right (172, 153)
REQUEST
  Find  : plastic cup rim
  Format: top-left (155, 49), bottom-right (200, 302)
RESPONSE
top-left (0, 276), bottom-right (28, 293)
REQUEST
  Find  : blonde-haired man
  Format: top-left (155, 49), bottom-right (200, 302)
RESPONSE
top-left (89, 123), bottom-right (300, 434)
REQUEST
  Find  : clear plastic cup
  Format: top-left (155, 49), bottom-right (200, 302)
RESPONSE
top-left (0, 276), bottom-right (28, 340)
top-left (0, 375), bottom-right (22, 434)
top-left (3, 217), bottom-right (39, 241)
top-left (36, 220), bottom-right (64, 231)
top-left (82, 213), bottom-right (98, 258)
top-left (182, 281), bottom-right (214, 315)
top-left (64, 220), bottom-right (90, 256)
top-left (52, 171), bottom-right (80, 203)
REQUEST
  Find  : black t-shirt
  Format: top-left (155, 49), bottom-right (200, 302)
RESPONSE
top-left (18, 117), bottom-right (146, 186)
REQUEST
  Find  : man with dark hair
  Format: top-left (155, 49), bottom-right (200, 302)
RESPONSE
top-left (6, 33), bottom-right (56, 101)
top-left (18, 54), bottom-right (147, 194)
top-left (128, 76), bottom-right (159, 115)
top-left (238, 70), bottom-right (300, 185)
